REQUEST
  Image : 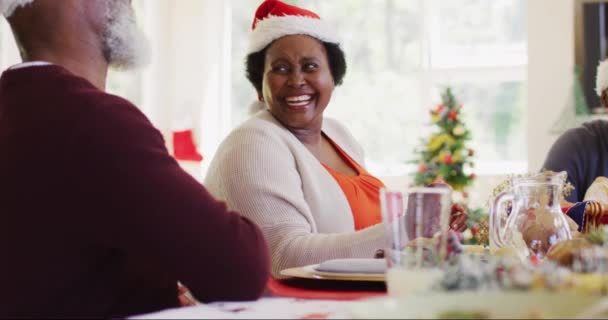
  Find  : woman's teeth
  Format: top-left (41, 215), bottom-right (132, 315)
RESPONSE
top-left (285, 95), bottom-right (312, 106)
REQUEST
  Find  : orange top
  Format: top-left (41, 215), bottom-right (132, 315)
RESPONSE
top-left (322, 139), bottom-right (385, 231)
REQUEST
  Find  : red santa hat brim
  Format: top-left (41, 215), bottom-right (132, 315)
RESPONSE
top-left (1, 0), bottom-right (34, 17)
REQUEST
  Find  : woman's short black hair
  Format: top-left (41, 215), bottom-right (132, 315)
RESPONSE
top-left (245, 40), bottom-right (347, 95)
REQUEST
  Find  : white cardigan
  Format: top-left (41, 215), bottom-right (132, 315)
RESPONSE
top-left (204, 110), bottom-right (386, 277)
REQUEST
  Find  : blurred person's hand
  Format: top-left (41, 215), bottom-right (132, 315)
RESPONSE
top-left (178, 283), bottom-right (197, 307)
top-left (428, 178), bottom-right (468, 232)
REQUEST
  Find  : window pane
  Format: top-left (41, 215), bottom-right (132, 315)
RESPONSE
top-left (432, 0), bottom-right (527, 67)
top-left (432, 81), bottom-right (527, 163)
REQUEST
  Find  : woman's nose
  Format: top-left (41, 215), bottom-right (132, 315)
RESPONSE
top-left (287, 71), bottom-right (305, 87)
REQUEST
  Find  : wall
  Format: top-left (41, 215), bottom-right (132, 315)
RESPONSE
top-left (527, 0), bottom-right (575, 171)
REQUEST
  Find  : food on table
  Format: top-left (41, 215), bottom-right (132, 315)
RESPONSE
top-left (545, 238), bottom-right (593, 267)
top-left (569, 273), bottom-right (608, 295)
top-left (586, 226), bottom-right (608, 246)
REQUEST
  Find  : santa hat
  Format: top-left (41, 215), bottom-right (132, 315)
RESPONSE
top-left (597, 59), bottom-right (608, 97)
top-left (247, 0), bottom-right (339, 55)
top-left (0, 0), bottom-right (34, 17)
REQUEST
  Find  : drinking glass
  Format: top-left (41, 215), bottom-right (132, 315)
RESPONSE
top-left (380, 187), bottom-right (451, 296)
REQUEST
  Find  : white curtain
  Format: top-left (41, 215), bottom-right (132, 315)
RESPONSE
top-left (140, 0), bottom-right (232, 177)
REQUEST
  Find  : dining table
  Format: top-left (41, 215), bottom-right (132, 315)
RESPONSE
top-left (132, 276), bottom-right (387, 319)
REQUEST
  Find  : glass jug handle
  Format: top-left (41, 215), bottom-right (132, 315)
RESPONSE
top-left (490, 191), bottom-right (514, 249)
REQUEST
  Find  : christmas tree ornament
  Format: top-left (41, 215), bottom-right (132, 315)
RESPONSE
top-left (453, 125), bottom-right (465, 136)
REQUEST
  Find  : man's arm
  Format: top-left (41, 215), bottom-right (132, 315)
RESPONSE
top-left (70, 100), bottom-right (270, 302)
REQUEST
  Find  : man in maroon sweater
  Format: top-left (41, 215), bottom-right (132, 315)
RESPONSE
top-left (0, 0), bottom-right (270, 317)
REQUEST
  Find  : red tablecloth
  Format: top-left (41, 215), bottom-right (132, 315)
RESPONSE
top-left (266, 277), bottom-right (386, 300)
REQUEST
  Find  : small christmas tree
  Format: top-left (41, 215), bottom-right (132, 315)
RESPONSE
top-left (412, 88), bottom-right (475, 191)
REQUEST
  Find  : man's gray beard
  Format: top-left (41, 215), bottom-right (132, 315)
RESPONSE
top-left (102, 0), bottom-right (150, 70)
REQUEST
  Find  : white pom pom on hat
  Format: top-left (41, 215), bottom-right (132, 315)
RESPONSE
top-left (247, 0), bottom-right (339, 55)
top-left (0, 0), bottom-right (34, 18)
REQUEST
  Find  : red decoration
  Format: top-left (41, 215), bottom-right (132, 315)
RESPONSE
top-left (448, 111), bottom-right (458, 121)
top-left (173, 130), bottom-right (203, 162)
top-left (443, 154), bottom-right (453, 165)
top-left (418, 164), bottom-right (427, 173)
top-left (529, 254), bottom-right (541, 267)
top-left (435, 104), bottom-right (446, 113)
top-left (468, 173), bottom-right (476, 180)
top-left (471, 225), bottom-right (479, 235)
top-left (468, 149), bottom-right (475, 156)
top-left (462, 191), bottom-right (469, 199)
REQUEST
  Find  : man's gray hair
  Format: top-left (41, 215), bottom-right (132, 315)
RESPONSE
top-left (1, 0), bottom-right (34, 17)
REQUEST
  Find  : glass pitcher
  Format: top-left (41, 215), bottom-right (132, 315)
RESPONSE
top-left (490, 171), bottom-right (572, 259)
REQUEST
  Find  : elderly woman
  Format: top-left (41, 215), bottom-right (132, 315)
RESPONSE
top-left (543, 59), bottom-right (608, 203)
top-left (205, 0), bottom-right (464, 277)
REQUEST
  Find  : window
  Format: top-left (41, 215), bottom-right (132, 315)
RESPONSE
top-left (230, 0), bottom-right (528, 176)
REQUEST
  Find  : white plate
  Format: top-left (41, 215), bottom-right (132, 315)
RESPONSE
top-left (347, 291), bottom-right (603, 319)
top-left (280, 264), bottom-right (385, 282)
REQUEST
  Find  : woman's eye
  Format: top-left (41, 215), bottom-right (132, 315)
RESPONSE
top-left (273, 65), bottom-right (289, 73)
top-left (304, 63), bottom-right (318, 71)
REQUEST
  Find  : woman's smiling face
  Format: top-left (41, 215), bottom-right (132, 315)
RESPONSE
top-left (262, 35), bottom-right (335, 131)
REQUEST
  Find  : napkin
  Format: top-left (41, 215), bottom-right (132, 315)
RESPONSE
top-left (314, 258), bottom-right (386, 274)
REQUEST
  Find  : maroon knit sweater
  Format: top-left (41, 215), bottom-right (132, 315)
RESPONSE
top-left (0, 65), bottom-right (270, 318)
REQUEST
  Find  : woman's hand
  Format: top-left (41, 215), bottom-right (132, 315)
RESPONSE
top-left (177, 282), bottom-right (198, 307)
top-left (449, 203), bottom-right (468, 232)
top-left (428, 178), bottom-right (468, 232)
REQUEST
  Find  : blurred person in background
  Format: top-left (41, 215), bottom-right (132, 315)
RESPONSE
top-left (543, 59), bottom-right (608, 203)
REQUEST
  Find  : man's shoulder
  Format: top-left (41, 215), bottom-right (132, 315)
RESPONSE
top-left (579, 119), bottom-right (608, 137)
top-left (75, 89), bottom-right (143, 120)
top-left (6, 64), bottom-right (144, 120)
top-left (554, 120), bottom-right (606, 145)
